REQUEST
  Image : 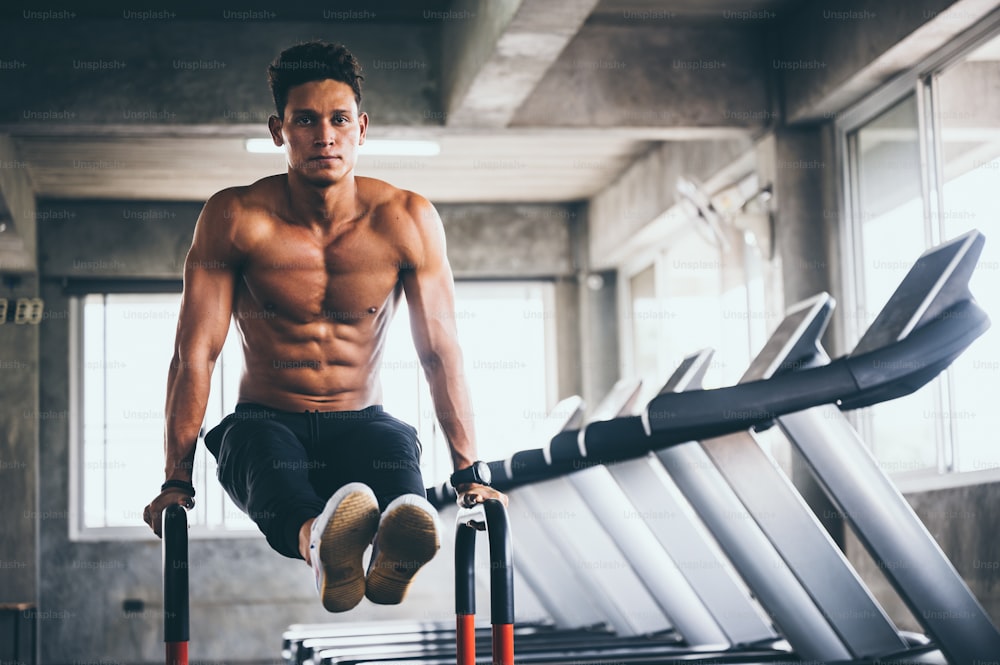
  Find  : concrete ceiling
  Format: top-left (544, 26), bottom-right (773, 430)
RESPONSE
top-left (4, 0), bottom-right (991, 210)
top-left (14, 131), bottom-right (660, 203)
top-left (0, 0), bottom-right (814, 205)
top-left (591, 0), bottom-right (798, 19)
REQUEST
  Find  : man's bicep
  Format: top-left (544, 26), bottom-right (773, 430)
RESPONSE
top-left (404, 259), bottom-right (460, 363)
top-left (175, 195), bottom-right (241, 359)
top-left (178, 256), bottom-right (236, 349)
top-left (402, 195), bottom-right (461, 357)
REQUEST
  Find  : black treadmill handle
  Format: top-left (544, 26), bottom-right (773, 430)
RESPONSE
top-left (425, 299), bottom-right (989, 506)
top-left (841, 297), bottom-right (989, 409)
top-left (644, 361), bottom-right (856, 440)
top-left (647, 298), bottom-right (989, 436)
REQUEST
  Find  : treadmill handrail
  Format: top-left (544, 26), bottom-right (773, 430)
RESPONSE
top-left (644, 297), bottom-right (988, 435)
top-left (422, 298), bottom-right (988, 502)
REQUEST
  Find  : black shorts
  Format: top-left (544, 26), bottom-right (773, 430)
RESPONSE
top-left (204, 403), bottom-right (425, 559)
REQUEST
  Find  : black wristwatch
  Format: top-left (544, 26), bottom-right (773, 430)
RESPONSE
top-left (450, 461), bottom-right (492, 489)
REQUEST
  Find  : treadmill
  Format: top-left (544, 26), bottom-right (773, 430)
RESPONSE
top-left (445, 230), bottom-right (996, 664)
top-left (285, 230), bottom-right (998, 665)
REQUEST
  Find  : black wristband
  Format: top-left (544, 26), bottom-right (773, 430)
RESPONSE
top-left (161, 479), bottom-right (195, 497)
top-left (450, 460), bottom-right (492, 489)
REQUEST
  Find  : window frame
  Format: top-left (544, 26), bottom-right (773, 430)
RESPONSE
top-left (834, 9), bottom-right (1000, 491)
top-left (68, 288), bottom-right (259, 542)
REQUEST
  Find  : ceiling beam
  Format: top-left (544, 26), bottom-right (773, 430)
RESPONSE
top-left (442, 0), bottom-right (602, 127)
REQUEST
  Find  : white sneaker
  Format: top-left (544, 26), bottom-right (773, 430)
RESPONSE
top-left (365, 494), bottom-right (441, 605)
top-left (309, 482), bottom-right (380, 613)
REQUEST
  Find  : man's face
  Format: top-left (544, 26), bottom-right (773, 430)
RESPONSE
top-left (268, 79), bottom-right (368, 185)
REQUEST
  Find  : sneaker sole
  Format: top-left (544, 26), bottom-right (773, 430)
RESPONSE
top-left (365, 503), bottom-right (440, 605)
top-left (318, 491), bottom-right (380, 613)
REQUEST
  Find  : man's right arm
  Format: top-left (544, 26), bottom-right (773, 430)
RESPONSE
top-left (143, 190), bottom-right (242, 536)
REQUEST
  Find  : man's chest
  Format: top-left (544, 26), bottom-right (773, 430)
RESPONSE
top-left (237, 225), bottom-right (404, 321)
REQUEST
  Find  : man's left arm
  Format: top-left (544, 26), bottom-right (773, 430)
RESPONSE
top-left (401, 195), bottom-right (507, 507)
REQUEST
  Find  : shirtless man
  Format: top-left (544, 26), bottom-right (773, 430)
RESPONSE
top-left (142, 41), bottom-right (507, 613)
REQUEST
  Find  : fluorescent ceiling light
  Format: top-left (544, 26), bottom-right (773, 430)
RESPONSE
top-left (245, 138), bottom-right (440, 156)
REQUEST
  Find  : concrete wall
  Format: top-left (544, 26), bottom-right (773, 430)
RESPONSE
top-left (38, 201), bottom-right (576, 280)
top-left (588, 138), bottom-right (753, 271)
top-left (33, 198), bottom-right (577, 663)
top-left (0, 131), bottom-right (39, 658)
top-left (0, 275), bottom-right (39, 606)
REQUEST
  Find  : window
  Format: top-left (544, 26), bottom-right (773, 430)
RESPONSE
top-left (934, 34), bottom-right (1000, 474)
top-left (847, 94), bottom-right (940, 474)
top-left (840, 28), bottom-right (1000, 486)
top-left (622, 203), bottom-right (783, 402)
top-left (73, 292), bottom-right (254, 539)
top-left (382, 281), bottom-right (557, 480)
top-left (72, 282), bottom-right (554, 540)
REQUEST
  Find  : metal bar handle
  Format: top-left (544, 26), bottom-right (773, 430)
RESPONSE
top-left (454, 499), bottom-right (514, 665)
top-left (163, 504), bottom-right (189, 665)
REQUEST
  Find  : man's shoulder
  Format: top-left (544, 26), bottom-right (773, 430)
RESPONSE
top-left (199, 176), bottom-right (286, 237)
top-left (206, 175), bottom-right (283, 214)
top-left (357, 176), bottom-right (429, 210)
top-left (357, 176), bottom-right (437, 225)
top-left (356, 178), bottom-right (445, 270)
top-left (194, 177), bottom-right (286, 258)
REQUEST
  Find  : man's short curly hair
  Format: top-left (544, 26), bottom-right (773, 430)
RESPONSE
top-left (267, 41), bottom-right (364, 117)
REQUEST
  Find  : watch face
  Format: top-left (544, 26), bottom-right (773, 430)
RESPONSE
top-left (476, 461), bottom-right (492, 485)
top-left (452, 461), bottom-right (492, 488)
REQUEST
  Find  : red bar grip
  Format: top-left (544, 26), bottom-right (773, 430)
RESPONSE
top-left (166, 641), bottom-right (188, 665)
top-left (492, 624), bottom-right (514, 665)
top-left (456, 614), bottom-right (476, 665)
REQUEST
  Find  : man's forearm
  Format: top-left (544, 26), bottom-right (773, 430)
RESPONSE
top-left (423, 359), bottom-right (477, 470)
top-left (163, 359), bottom-right (214, 483)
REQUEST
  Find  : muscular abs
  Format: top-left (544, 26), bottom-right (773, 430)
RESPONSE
top-left (233, 205), bottom-right (408, 413)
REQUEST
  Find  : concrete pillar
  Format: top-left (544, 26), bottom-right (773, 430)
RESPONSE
top-left (0, 133), bottom-right (39, 614)
top-left (770, 127), bottom-right (836, 304)
top-left (567, 204), bottom-right (619, 409)
top-left (0, 273), bottom-right (39, 609)
top-left (579, 269), bottom-right (619, 409)
top-left (552, 204), bottom-right (587, 405)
